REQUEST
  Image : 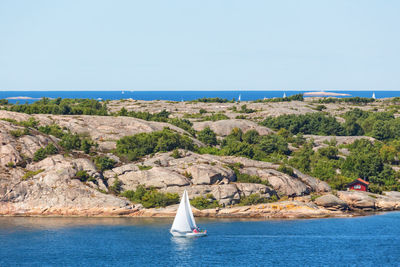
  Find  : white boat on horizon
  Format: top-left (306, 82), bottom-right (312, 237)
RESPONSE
top-left (170, 190), bottom-right (207, 237)
top-left (283, 92), bottom-right (286, 98)
top-left (372, 92), bottom-right (376, 99)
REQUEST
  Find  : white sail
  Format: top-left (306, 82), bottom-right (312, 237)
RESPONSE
top-left (372, 92), bottom-right (376, 99)
top-left (283, 92), bottom-right (287, 98)
top-left (171, 190), bottom-right (196, 233)
top-left (238, 94), bottom-right (241, 101)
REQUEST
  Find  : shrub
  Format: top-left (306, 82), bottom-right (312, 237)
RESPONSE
top-left (201, 113), bottom-right (229, 121)
top-left (190, 97), bottom-right (229, 103)
top-left (310, 194), bottom-right (321, 201)
top-left (171, 149), bottom-right (182, 159)
top-left (6, 162), bottom-right (15, 168)
top-left (197, 127), bottom-right (217, 146)
top-left (95, 156), bottom-right (116, 172)
top-left (277, 165), bottom-right (294, 176)
top-left (38, 124), bottom-right (65, 138)
top-left (33, 143), bottom-right (58, 162)
top-left (138, 165), bottom-right (152, 171)
top-left (121, 185), bottom-right (179, 208)
top-left (9, 128), bottom-right (29, 138)
top-left (183, 171), bottom-right (192, 179)
top-left (238, 105), bottom-right (256, 113)
top-left (236, 172), bottom-right (270, 186)
top-left (22, 169), bottom-right (44, 180)
top-left (190, 195), bottom-right (220, 210)
top-left (74, 170), bottom-right (95, 182)
top-left (261, 113), bottom-right (344, 136)
top-left (116, 128), bottom-right (194, 161)
top-left (109, 178), bottom-right (122, 195)
top-left (239, 194), bottom-right (270, 206)
top-left (314, 105), bottom-right (326, 111)
top-left (5, 98), bottom-right (107, 116)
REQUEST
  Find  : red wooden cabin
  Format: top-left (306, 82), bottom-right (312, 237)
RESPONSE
top-left (347, 178), bottom-right (369, 192)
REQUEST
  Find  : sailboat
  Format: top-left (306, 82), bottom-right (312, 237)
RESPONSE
top-left (238, 94), bottom-right (241, 102)
top-left (170, 190), bottom-right (207, 237)
top-left (372, 92), bottom-right (376, 99)
top-left (283, 92), bottom-right (287, 98)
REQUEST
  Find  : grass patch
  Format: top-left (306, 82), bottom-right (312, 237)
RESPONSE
top-left (22, 169), bottom-right (44, 180)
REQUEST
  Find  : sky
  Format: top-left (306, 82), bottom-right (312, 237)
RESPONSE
top-left (0, 0), bottom-right (399, 91)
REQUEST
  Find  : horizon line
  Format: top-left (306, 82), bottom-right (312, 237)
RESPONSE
top-left (1, 89), bottom-right (399, 92)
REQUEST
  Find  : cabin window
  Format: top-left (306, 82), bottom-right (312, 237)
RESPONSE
top-left (354, 184), bottom-right (361, 189)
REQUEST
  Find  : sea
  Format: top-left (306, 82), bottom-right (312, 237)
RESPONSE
top-left (1, 90), bottom-right (400, 104)
top-left (1, 213), bottom-right (400, 266)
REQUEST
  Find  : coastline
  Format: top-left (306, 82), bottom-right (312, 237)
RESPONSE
top-left (0, 200), bottom-right (388, 220)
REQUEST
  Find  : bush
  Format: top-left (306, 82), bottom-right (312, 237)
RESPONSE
top-left (190, 97), bottom-right (229, 103)
top-left (261, 113), bottom-right (344, 136)
top-left (201, 113), bottom-right (230, 121)
top-left (6, 98), bottom-right (108, 116)
top-left (121, 185), bottom-right (179, 208)
top-left (10, 129), bottom-right (26, 138)
top-left (6, 162), bottom-right (15, 168)
top-left (310, 194), bottom-right (321, 201)
top-left (95, 156), bottom-right (116, 172)
top-left (197, 127), bottom-right (217, 146)
top-left (277, 165), bottom-right (294, 176)
top-left (33, 143), bottom-right (58, 162)
top-left (109, 178), bottom-right (122, 195)
top-left (116, 128), bottom-right (195, 161)
top-left (38, 124), bottom-right (65, 138)
top-left (171, 149), bottom-right (182, 159)
top-left (190, 195), bottom-right (220, 210)
top-left (239, 194), bottom-right (271, 206)
top-left (238, 105), bottom-right (256, 113)
top-left (74, 170), bottom-right (95, 182)
top-left (137, 165), bottom-right (152, 170)
top-left (22, 169), bottom-right (44, 180)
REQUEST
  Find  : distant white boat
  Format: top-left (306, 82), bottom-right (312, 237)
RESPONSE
top-left (170, 190), bottom-right (207, 237)
top-left (283, 92), bottom-right (287, 98)
top-left (238, 94), bottom-right (241, 102)
top-left (97, 98), bottom-right (103, 101)
top-left (372, 92), bottom-right (376, 99)
top-left (121, 91), bottom-right (125, 94)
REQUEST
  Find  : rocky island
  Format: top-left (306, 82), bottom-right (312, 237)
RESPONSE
top-left (1, 95), bottom-right (400, 219)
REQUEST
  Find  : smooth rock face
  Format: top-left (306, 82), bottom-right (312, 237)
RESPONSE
top-left (314, 194), bottom-right (348, 210)
top-left (0, 155), bottom-right (132, 216)
top-left (375, 197), bottom-right (400, 211)
top-left (192, 119), bottom-right (274, 136)
top-left (337, 191), bottom-right (376, 210)
top-left (292, 169), bottom-right (331, 193)
top-left (0, 110), bottom-right (202, 151)
top-left (118, 167), bottom-right (191, 190)
top-left (186, 164), bottom-right (235, 185)
top-left (0, 120), bottom-right (53, 166)
top-left (243, 168), bottom-right (310, 197)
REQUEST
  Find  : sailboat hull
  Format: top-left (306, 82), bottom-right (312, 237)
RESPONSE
top-left (170, 230), bottom-right (207, 237)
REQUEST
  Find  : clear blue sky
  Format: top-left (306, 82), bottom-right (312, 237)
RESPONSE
top-left (0, 0), bottom-right (399, 91)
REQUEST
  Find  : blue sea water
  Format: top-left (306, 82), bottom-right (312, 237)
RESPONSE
top-left (1, 90), bottom-right (400, 104)
top-left (1, 213), bottom-right (400, 266)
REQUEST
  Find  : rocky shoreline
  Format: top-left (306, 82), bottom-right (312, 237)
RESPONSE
top-left (1, 98), bottom-right (400, 220)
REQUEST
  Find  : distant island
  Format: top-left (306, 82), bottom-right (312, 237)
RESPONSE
top-left (304, 91), bottom-right (351, 96)
top-left (0, 94), bottom-right (400, 218)
top-left (6, 96), bottom-right (41, 100)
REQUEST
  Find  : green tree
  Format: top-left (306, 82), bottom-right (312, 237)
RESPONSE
top-left (197, 127), bottom-right (217, 146)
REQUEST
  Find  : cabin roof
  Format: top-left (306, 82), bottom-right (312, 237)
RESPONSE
top-left (347, 178), bottom-right (370, 187)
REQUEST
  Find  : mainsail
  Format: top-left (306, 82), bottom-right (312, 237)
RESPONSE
top-left (171, 190), bottom-right (197, 233)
